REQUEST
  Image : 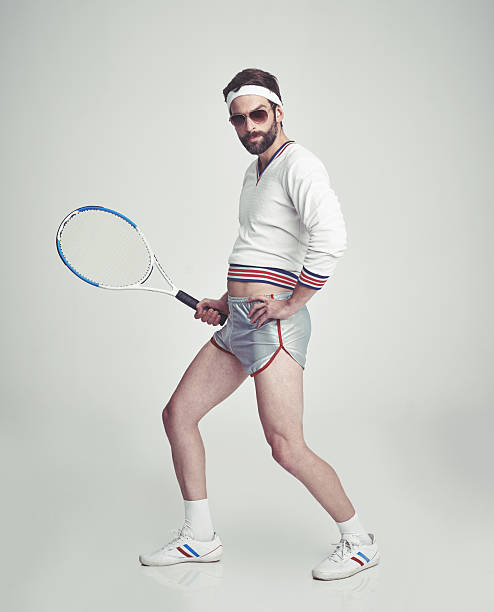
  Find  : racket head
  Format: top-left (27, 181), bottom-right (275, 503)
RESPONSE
top-left (56, 206), bottom-right (155, 289)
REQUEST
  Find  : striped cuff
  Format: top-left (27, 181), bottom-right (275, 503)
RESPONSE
top-left (297, 266), bottom-right (329, 290)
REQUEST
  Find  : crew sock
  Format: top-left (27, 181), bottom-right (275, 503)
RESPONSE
top-left (336, 511), bottom-right (372, 545)
top-left (184, 498), bottom-right (215, 541)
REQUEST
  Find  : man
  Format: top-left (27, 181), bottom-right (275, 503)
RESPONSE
top-left (139, 68), bottom-right (380, 580)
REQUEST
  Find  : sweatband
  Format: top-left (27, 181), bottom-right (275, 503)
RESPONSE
top-left (226, 85), bottom-right (283, 112)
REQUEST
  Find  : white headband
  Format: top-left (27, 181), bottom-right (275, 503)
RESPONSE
top-left (226, 85), bottom-right (283, 112)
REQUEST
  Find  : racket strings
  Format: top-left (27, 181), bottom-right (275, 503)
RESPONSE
top-left (58, 209), bottom-right (152, 287)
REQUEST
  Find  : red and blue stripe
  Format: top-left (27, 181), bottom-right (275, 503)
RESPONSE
top-left (297, 266), bottom-right (329, 290)
top-left (351, 551), bottom-right (371, 566)
top-left (256, 140), bottom-right (295, 184)
top-left (176, 542), bottom-right (222, 559)
top-left (227, 264), bottom-right (298, 289)
top-left (177, 544), bottom-right (200, 558)
top-left (227, 264), bottom-right (330, 291)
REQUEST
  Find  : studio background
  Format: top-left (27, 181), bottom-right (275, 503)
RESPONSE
top-left (1, 1), bottom-right (492, 610)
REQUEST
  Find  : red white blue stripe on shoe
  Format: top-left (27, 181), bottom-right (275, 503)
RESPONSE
top-left (177, 544), bottom-right (200, 558)
top-left (351, 551), bottom-right (371, 566)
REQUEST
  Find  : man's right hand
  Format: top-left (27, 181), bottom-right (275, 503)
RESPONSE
top-left (194, 298), bottom-right (229, 326)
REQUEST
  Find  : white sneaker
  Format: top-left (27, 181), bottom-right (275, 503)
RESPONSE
top-left (139, 521), bottom-right (223, 566)
top-left (312, 533), bottom-right (380, 580)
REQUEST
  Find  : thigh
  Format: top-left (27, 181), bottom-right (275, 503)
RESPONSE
top-left (166, 338), bottom-right (248, 424)
top-left (253, 348), bottom-right (305, 444)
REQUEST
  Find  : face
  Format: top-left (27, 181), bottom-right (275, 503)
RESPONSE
top-left (229, 94), bottom-right (281, 155)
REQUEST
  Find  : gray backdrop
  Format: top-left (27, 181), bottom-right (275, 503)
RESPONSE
top-left (1, 1), bottom-right (493, 610)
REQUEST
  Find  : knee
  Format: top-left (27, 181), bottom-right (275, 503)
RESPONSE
top-left (162, 399), bottom-right (197, 432)
top-left (268, 433), bottom-right (307, 472)
top-left (162, 400), bottom-right (184, 432)
top-left (162, 402), bottom-right (172, 429)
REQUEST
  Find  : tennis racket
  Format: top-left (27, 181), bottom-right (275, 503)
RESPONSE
top-left (55, 205), bottom-right (228, 325)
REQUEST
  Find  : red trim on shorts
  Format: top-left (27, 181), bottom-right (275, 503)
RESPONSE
top-left (250, 298), bottom-right (303, 376)
top-left (251, 346), bottom-right (283, 377)
top-left (210, 336), bottom-right (234, 355)
top-left (276, 318), bottom-right (283, 345)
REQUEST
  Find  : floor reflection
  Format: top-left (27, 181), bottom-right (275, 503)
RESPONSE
top-left (311, 565), bottom-right (380, 611)
top-left (140, 560), bottom-right (224, 593)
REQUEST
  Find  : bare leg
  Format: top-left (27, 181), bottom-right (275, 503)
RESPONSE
top-left (163, 340), bottom-right (248, 500)
top-left (253, 349), bottom-right (355, 522)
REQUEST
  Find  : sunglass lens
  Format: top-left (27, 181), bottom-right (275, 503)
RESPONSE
top-left (251, 109), bottom-right (268, 123)
top-left (229, 115), bottom-right (245, 127)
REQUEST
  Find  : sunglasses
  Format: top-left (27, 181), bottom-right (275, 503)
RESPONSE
top-left (229, 108), bottom-right (269, 128)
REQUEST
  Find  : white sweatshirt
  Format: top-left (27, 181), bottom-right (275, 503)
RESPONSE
top-left (227, 140), bottom-right (347, 290)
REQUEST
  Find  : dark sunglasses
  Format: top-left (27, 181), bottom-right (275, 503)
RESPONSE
top-left (229, 108), bottom-right (269, 128)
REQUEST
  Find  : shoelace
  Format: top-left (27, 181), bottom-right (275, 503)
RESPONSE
top-left (329, 535), bottom-right (360, 562)
top-left (162, 521), bottom-right (193, 551)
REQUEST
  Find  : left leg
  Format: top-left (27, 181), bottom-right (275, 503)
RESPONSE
top-left (253, 349), bottom-right (355, 522)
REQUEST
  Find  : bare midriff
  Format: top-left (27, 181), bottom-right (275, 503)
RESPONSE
top-left (227, 280), bottom-right (290, 298)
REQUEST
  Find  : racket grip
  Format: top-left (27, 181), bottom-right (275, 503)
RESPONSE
top-left (176, 290), bottom-right (228, 326)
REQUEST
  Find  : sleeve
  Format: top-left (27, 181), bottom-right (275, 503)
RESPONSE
top-left (284, 156), bottom-right (348, 290)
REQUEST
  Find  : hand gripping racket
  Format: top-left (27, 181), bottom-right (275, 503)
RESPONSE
top-left (56, 205), bottom-right (228, 325)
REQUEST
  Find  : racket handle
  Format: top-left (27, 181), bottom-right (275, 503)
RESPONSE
top-left (175, 290), bottom-right (228, 326)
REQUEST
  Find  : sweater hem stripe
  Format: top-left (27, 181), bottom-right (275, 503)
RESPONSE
top-left (228, 264), bottom-right (328, 291)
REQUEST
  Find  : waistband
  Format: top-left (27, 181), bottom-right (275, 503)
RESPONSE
top-left (227, 290), bottom-right (293, 303)
top-left (227, 263), bottom-right (329, 291)
top-left (227, 264), bottom-right (298, 289)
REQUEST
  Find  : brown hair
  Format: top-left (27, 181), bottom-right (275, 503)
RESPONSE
top-left (223, 68), bottom-right (284, 128)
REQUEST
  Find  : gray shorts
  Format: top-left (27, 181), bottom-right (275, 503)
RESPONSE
top-left (210, 290), bottom-right (311, 377)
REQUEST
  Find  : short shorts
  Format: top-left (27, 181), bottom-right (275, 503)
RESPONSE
top-left (210, 290), bottom-right (311, 377)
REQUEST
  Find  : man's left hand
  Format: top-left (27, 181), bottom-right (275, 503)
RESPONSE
top-left (246, 295), bottom-right (295, 328)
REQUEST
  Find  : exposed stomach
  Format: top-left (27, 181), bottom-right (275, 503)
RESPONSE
top-left (227, 280), bottom-right (291, 297)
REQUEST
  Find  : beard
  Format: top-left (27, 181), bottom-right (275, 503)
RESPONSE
top-left (239, 116), bottom-right (279, 155)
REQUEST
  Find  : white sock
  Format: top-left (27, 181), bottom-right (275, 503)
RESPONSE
top-left (336, 511), bottom-right (372, 545)
top-left (184, 498), bottom-right (215, 541)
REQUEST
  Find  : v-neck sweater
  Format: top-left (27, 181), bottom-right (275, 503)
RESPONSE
top-left (227, 141), bottom-right (347, 290)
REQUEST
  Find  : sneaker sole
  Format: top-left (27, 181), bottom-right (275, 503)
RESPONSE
top-left (312, 555), bottom-right (380, 580)
top-left (139, 556), bottom-right (222, 566)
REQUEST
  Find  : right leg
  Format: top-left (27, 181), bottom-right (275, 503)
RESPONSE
top-left (162, 339), bottom-right (248, 500)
